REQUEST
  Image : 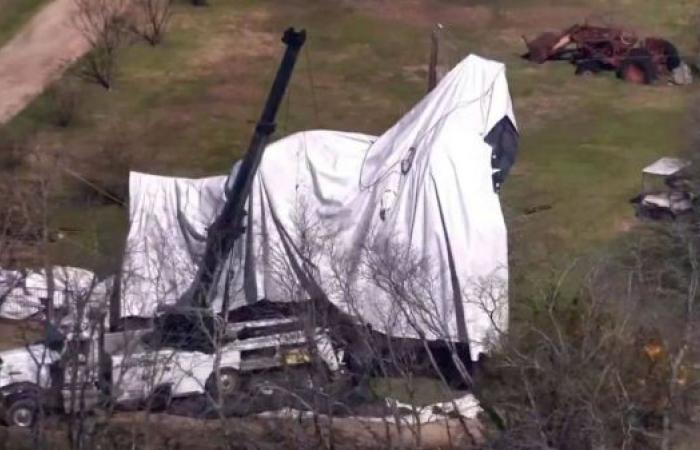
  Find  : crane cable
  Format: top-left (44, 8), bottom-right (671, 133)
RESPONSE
top-left (61, 166), bottom-right (126, 207)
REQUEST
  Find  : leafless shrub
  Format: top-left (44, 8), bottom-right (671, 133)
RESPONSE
top-left (0, 148), bottom-right (64, 269)
top-left (0, 181), bottom-right (43, 263)
top-left (480, 282), bottom-right (642, 450)
top-left (479, 218), bottom-right (700, 450)
top-left (628, 222), bottom-right (700, 450)
top-left (260, 202), bottom-right (489, 446)
top-left (69, 121), bottom-right (137, 205)
top-left (0, 176), bottom-right (38, 313)
top-left (73, 0), bottom-right (132, 90)
top-left (0, 130), bottom-right (28, 171)
top-left (253, 188), bottom-right (700, 450)
top-left (128, 0), bottom-right (173, 46)
top-left (45, 78), bottom-right (82, 128)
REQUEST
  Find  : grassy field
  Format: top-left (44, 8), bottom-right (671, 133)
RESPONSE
top-left (1, 0), bottom-right (698, 288)
top-left (0, 0), bottom-right (49, 46)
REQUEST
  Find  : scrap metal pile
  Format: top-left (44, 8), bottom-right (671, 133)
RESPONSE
top-left (523, 23), bottom-right (691, 85)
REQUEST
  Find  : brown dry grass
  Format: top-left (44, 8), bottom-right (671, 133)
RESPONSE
top-left (353, 0), bottom-right (492, 29)
top-left (0, 412), bottom-right (482, 450)
top-left (0, 319), bottom-right (43, 351)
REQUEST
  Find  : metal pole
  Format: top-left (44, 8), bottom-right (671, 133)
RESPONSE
top-left (187, 27), bottom-right (307, 309)
top-left (108, 268), bottom-right (121, 332)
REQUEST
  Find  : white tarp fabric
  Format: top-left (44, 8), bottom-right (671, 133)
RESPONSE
top-left (120, 173), bottom-right (227, 317)
top-left (121, 54), bottom-right (515, 358)
top-left (259, 392), bottom-right (482, 423)
top-left (0, 266), bottom-right (106, 320)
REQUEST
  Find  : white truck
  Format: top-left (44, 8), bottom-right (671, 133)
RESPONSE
top-left (0, 317), bottom-right (341, 427)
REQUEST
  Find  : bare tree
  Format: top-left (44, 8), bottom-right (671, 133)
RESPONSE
top-left (478, 276), bottom-right (643, 450)
top-left (128, 0), bottom-right (173, 46)
top-left (474, 217), bottom-right (700, 450)
top-left (260, 201), bottom-right (489, 447)
top-left (72, 0), bottom-right (131, 90)
top-left (262, 192), bottom-right (700, 450)
top-left (45, 78), bottom-right (82, 128)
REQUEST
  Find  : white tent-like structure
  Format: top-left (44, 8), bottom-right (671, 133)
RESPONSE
top-left (121, 54), bottom-right (517, 359)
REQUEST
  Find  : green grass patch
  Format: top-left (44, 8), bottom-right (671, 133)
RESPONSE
top-left (504, 78), bottom-right (691, 293)
top-left (0, 0), bottom-right (49, 47)
top-left (371, 377), bottom-right (465, 406)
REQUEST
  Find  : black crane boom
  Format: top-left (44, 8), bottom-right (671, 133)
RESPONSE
top-left (186, 27), bottom-right (306, 309)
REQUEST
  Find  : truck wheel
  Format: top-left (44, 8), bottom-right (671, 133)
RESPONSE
top-left (6, 397), bottom-right (38, 428)
top-left (205, 368), bottom-right (241, 399)
top-left (147, 385), bottom-right (172, 412)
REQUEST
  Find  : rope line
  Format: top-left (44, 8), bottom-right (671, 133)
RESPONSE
top-left (61, 166), bottom-right (126, 207)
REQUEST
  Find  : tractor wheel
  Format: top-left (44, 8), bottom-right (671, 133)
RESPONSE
top-left (644, 38), bottom-right (681, 72)
top-left (618, 48), bottom-right (656, 84)
top-left (659, 40), bottom-right (681, 71)
top-left (575, 60), bottom-right (603, 76)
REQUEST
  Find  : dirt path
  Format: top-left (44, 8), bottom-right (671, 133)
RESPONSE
top-left (0, 0), bottom-right (89, 125)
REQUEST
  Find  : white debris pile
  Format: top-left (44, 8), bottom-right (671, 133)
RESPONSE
top-left (384, 392), bottom-right (482, 424)
top-left (0, 267), bottom-right (108, 320)
top-left (258, 392), bottom-right (482, 424)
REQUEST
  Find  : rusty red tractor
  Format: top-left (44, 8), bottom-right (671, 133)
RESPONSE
top-left (523, 24), bottom-right (681, 84)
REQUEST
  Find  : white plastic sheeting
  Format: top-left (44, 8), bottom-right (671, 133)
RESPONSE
top-left (0, 267), bottom-right (106, 320)
top-left (259, 392), bottom-right (482, 423)
top-left (120, 173), bottom-right (227, 317)
top-left (121, 55), bottom-right (516, 358)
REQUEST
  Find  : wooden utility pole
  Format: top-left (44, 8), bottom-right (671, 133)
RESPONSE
top-left (427, 24), bottom-right (442, 92)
